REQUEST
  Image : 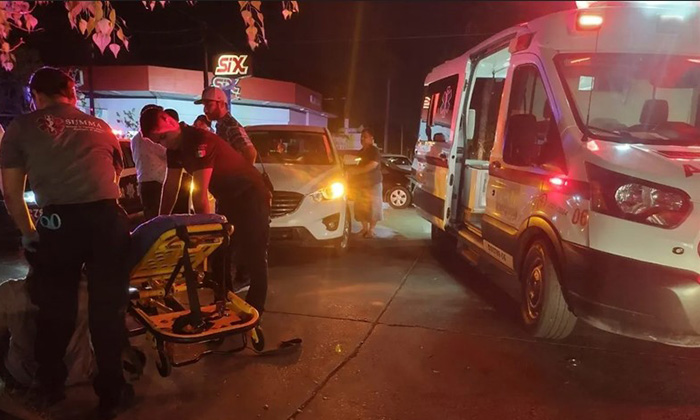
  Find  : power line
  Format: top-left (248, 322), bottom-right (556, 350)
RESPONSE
top-left (288, 32), bottom-right (497, 44)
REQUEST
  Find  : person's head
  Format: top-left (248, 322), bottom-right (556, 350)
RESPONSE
top-left (195, 87), bottom-right (228, 121)
top-left (139, 105), bottom-right (163, 138)
top-left (193, 114), bottom-right (211, 131)
top-left (164, 108), bottom-right (180, 122)
top-left (28, 67), bottom-right (77, 110)
top-left (140, 109), bottom-right (182, 150)
top-left (433, 132), bottom-right (446, 142)
top-left (360, 128), bottom-right (375, 147)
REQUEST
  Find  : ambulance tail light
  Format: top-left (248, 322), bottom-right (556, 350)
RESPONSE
top-left (577, 13), bottom-right (604, 30)
top-left (586, 163), bottom-right (691, 229)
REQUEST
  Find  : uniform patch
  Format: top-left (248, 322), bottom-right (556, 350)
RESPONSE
top-left (197, 144), bottom-right (207, 158)
top-left (37, 115), bottom-right (65, 136)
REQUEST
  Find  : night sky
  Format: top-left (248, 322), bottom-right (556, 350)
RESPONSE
top-left (23, 1), bottom-right (574, 153)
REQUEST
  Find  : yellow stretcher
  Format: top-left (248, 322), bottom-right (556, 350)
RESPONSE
top-left (126, 214), bottom-right (264, 377)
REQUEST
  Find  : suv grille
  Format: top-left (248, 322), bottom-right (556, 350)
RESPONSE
top-left (271, 191), bottom-right (304, 218)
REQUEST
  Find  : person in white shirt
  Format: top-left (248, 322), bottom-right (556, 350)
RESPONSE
top-left (131, 105), bottom-right (167, 221)
top-left (132, 106), bottom-right (191, 221)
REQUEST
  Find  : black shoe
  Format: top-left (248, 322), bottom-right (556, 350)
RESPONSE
top-left (98, 384), bottom-right (135, 420)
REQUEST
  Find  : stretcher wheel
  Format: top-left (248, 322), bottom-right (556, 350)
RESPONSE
top-left (155, 340), bottom-right (172, 377)
top-left (251, 326), bottom-right (265, 352)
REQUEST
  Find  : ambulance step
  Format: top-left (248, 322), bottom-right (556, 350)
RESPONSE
top-left (457, 227), bottom-right (484, 250)
top-left (458, 246), bottom-right (480, 266)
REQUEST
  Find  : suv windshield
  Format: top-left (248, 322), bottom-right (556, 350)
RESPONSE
top-left (249, 131), bottom-right (335, 165)
top-left (557, 53), bottom-right (700, 145)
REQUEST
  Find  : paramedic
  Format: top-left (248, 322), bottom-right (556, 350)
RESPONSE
top-left (0, 67), bottom-right (133, 418)
top-left (143, 109), bottom-right (271, 314)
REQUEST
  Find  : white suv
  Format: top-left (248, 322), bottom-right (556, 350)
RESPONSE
top-left (246, 125), bottom-right (350, 255)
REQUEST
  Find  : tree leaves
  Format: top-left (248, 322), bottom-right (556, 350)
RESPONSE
top-left (0, 0), bottom-right (300, 71)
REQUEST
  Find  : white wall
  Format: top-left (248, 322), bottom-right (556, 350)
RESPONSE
top-left (92, 97), bottom-right (328, 134)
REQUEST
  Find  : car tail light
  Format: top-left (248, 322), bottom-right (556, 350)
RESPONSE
top-left (586, 163), bottom-right (692, 229)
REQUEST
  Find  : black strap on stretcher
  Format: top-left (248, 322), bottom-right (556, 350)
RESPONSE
top-left (171, 226), bottom-right (209, 334)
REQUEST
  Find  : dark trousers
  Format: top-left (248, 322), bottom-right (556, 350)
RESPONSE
top-left (27, 200), bottom-right (130, 401)
top-left (212, 189), bottom-right (270, 313)
top-left (139, 176), bottom-right (191, 221)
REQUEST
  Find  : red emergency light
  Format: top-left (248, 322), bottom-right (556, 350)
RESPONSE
top-left (577, 13), bottom-right (604, 30)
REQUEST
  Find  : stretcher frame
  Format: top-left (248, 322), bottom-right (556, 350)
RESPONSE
top-left (127, 222), bottom-right (264, 377)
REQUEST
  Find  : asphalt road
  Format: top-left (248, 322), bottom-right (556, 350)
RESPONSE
top-left (2, 208), bottom-right (700, 420)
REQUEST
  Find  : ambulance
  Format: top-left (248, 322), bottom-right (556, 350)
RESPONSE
top-left (413, 1), bottom-right (700, 346)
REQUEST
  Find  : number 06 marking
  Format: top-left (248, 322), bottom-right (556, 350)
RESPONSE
top-left (572, 209), bottom-right (589, 227)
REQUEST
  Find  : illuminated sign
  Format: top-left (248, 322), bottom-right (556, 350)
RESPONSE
top-left (214, 54), bottom-right (251, 78)
top-left (211, 77), bottom-right (241, 100)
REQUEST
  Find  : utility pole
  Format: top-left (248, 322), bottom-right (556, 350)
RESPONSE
top-left (202, 23), bottom-right (209, 88)
top-left (383, 77), bottom-right (391, 153)
top-left (88, 44), bottom-right (95, 117)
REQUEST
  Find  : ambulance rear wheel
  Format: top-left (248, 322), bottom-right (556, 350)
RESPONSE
top-left (520, 239), bottom-right (576, 340)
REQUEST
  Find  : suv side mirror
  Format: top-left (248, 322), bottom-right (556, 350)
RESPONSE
top-left (504, 114), bottom-right (538, 167)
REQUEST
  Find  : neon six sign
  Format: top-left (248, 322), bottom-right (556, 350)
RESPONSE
top-left (214, 54), bottom-right (251, 77)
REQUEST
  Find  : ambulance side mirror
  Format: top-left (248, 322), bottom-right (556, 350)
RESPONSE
top-left (503, 114), bottom-right (538, 167)
top-left (466, 109), bottom-right (476, 141)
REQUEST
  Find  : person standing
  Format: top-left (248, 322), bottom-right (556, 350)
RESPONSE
top-left (193, 114), bottom-right (212, 131)
top-left (348, 128), bottom-right (384, 238)
top-left (142, 109), bottom-right (271, 314)
top-left (0, 67), bottom-right (133, 418)
top-left (195, 87), bottom-right (257, 164)
top-left (132, 104), bottom-right (166, 220)
top-left (132, 106), bottom-right (190, 221)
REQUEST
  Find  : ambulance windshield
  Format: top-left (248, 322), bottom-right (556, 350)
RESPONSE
top-left (557, 53), bottom-right (700, 145)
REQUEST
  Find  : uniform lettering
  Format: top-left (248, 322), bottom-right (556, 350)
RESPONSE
top-left (683, 164), bottom-right (700, 177)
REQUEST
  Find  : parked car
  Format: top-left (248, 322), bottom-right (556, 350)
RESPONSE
top-left (246, 125), bottom-right (350, 255)
top-left (339, 150), bottom-right (414, 209)
top-left (382, 154), bottom-right (413, 172)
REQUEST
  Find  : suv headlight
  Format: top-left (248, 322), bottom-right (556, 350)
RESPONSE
top-left (310, 182), bottom-right (345, 202)
top-left (587, 163), bottom-right (691, 229)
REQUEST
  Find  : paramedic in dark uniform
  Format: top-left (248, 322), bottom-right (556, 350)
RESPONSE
top-left (0, 67), bottom-right (133, 418)
top-left (142, 108), bottom-right (270, 314)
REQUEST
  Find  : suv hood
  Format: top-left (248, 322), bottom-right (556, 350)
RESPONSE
top-left (256, 164), bottom-right (344, 195)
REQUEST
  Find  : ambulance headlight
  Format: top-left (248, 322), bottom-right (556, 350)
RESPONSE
top-left (587, 163), bottom-right (691, 229)
top-left (310, 182), bottom-right (345, 202)
top-left (23, 191), bottom-right (36, 204)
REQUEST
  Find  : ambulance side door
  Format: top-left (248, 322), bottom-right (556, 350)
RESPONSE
top-left (483, 58), bottom-right (557, 270)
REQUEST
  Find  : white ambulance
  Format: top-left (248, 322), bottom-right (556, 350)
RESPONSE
top-left (413, 1), bottom-right (700, 347)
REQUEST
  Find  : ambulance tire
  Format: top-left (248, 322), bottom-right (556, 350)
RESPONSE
top-left (520, 238), bottom-right (576, 340)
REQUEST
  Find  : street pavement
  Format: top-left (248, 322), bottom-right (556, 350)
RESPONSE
top-left (2, 207), bottom-right (700, 420)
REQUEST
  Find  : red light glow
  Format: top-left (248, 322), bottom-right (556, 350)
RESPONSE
top-left (549, 177), bottom-right (567, 187)
top-left (578, 14), bottom-right (604, 29)
top-left (587, 140), bottom-right (600, 152)
top-left (688, 58), bottom-right (700, 64)
top-left (570, 57), bottom-right (591, 65)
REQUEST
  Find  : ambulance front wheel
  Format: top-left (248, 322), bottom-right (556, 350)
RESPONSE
top-left (520, 238), bottom-right (577, 340)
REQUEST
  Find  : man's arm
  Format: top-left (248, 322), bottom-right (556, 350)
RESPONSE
top-left (159, 168), bottom-right (183, 215)
top-left (243, 144), bottom-right (258, 165)
top-left (191, 168), bottom-right (213, 214)
top-left (347, 161), bottom-right (379, 175)
top-left (1, 168), bottom-right (34, 235)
